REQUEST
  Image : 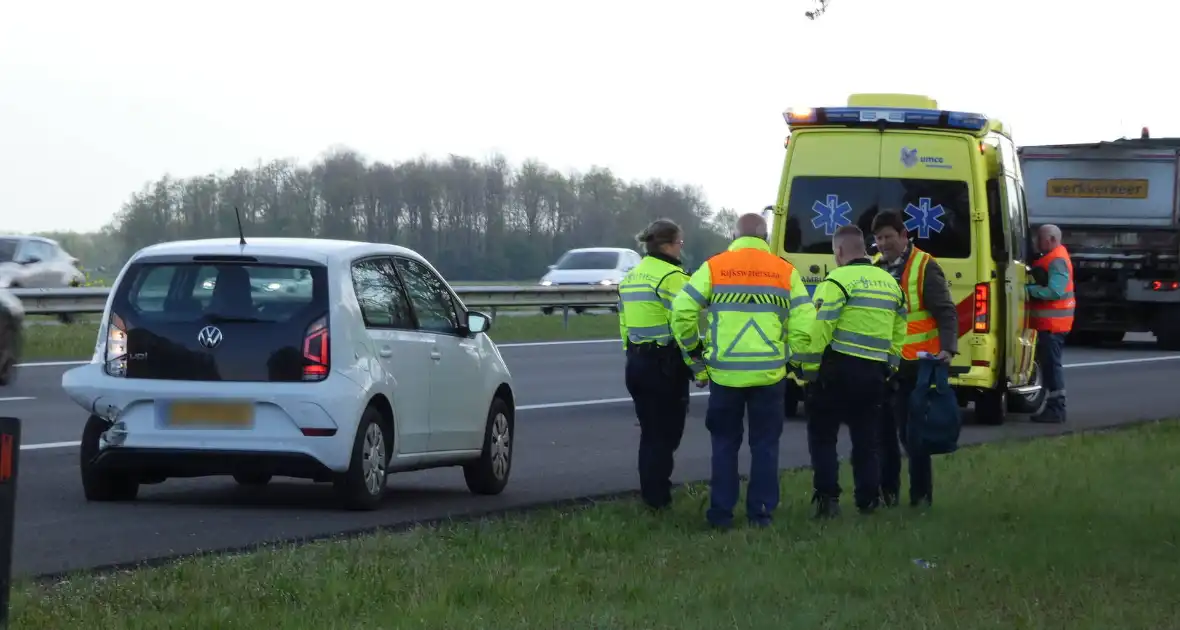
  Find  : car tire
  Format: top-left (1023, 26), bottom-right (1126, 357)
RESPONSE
top-left (0, 309), bottom-right (19, 387)
top-left (463, 397), bottom-right (513, 495)
top-left (233, 472), bottom-right (273, 486)
top-left (80, 415), bottom-right (139, 501)
top-left (334, 406), bottom-right (388, 511)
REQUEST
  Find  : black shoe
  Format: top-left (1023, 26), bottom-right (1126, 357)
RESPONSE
top-left (643, 496), bottom-right (672, 511)
top-left (811, 494), bottom-right (841, 519)
top-left (857, 498), bottom-right (880, 515)
top-left (1030, 411), bottom-right (1066, 424)
top-left (881, 491), bottom-right (900, 508)
top-left (910, 494), bottom-right (932, 509)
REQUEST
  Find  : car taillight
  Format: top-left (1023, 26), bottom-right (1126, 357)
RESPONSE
top-left (973, 283), bottom-right (990, 334)
top-left (104, 313), bottom-right (128, 377)
top-left (302, 316), bottom-right (329, 381)
top-left (1149, 280), bottom-right (1180, 291)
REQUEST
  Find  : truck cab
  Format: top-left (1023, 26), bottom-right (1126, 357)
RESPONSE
top-left (769, 93), bottom-right (1045, 425)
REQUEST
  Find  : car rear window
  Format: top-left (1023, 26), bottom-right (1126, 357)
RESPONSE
top-left (554, 251), bottom-right (620, 270)
top-left (117, 262), bottom-right (324, 323)
top-left (784, 176), bottom-right (973, 259)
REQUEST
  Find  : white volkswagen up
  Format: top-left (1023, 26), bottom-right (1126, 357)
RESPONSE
top-left (62, 238), bottom-right (516, 510)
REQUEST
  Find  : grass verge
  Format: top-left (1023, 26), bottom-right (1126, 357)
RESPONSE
top-left (14, 420), bottom-right (1180, 629)
top-left (18, 312), bottom-right (622, 361)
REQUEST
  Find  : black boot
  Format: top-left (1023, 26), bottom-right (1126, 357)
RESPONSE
top-left (811, 493), bottom-right (841, 519)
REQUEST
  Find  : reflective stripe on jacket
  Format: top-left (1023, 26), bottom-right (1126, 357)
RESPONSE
top-left (802, 259), bottom-right (906, 375)
top-left (618, 254), bottom-right (699, 366)
top-left (670, 237), bottom-right (816, 388)
top-left (1029, 245), bottom-right (1075, 333)
top-left (898, 247), bottom-right (941, 359)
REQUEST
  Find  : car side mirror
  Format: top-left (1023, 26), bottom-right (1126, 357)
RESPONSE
top-left (466, 311), bottom-right (492, 335)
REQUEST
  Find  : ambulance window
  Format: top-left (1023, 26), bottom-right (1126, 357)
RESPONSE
top-left (1005, 177), bottom-right (1030, 262)
top-left (783, 176), bottom-right (880, 254)
top-left (785, 176), bottom-right (972, 258)
top-left (875, 179), bottom-right (973, 259)
top-left (986, 178), bottom-right (1007, 262)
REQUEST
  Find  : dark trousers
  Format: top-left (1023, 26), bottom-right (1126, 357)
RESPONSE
top-left (705, 380), bottom-right (785, 526)
top-left (879, 365), bottom-right (933, 503)
top-left (1037, 331), bottom-right (1067, 416)
top-left (625, 344), bottom-right (690, 508)
top-left (807, 350), bottom-right (888, 510)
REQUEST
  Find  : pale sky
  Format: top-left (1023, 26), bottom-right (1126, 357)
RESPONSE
top-left (2, 0), bottom-right (1175, 234)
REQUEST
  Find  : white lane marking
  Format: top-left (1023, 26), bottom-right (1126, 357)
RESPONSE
top-left (517, 392), bottom-right (710, 411)
top-left (12, 352), bottom-right (1180, 452)
top-left (497, 339), bottom-right (616, 349)
top-left (0, 397), bottom-right (35, 403)
top-left (1064, 355), bottom-right (1180, 369)
top-left (14, 360), bottom-right (89, 368)
top-left (517, 356), bottom-right (1177, 410)
top-left (22, 441), bottom-right (80, 451)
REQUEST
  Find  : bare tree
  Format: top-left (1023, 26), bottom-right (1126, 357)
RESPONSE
top-left (805, 0), bottom-right (831, 20)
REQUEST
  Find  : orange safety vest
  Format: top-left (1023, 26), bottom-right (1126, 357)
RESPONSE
top-left (1029, 245), bottom-right (1075, 333)
top-left (897, 246), bottom-right (941, 360)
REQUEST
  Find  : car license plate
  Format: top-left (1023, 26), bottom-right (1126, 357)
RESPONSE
top-left (167, 402), bottom-right (254, 428)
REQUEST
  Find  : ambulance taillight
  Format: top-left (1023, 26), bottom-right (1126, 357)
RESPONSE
top-left (973, 283), bottom-right (990, 334)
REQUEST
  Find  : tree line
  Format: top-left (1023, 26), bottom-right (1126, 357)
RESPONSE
top-left (84, 149), bottom-right (740, 281)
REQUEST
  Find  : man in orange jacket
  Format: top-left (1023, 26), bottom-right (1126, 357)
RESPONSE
top-left (1027, 224), bottom-right (1075, 424)
top-left (871, 210), bottom-right (959, 508)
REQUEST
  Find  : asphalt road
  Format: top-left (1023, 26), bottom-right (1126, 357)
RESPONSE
top-left (2, 333), bottom-right (1178, 578)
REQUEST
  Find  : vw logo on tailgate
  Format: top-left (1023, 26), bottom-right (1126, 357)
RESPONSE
top-left (197, 325), bottom-right (224, 349)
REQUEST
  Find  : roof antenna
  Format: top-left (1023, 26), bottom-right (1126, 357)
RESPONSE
top-left (234, 206), bottom-right (247, 246)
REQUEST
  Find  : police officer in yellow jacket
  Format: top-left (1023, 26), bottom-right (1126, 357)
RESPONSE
top-left (672, 212), bottom-right (815, 528)
top-left (802, 225), bottom-right (907, 518)
top-left (619, 219), bottom-right (701, 510)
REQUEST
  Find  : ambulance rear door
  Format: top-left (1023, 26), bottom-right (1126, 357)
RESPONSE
top-left (776, 130), bottom-right (883, 295)
top-left (877, 130), bottom-right (978, 376)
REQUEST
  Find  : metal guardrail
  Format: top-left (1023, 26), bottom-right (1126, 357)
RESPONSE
top-left (7, 285), bottom-right (622, 316)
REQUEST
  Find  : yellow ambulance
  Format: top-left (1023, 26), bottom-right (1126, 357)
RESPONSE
top-left (771, 93), bottom-right (1044, 425)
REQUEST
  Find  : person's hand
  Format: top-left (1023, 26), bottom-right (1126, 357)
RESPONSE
top-left (694, 373), bottom-right (710, 388)
top-left (934, 350), bottom-right (952, 363)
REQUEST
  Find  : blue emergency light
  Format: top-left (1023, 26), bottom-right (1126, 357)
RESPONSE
top-left (784, 106), bottom-right (988, 132)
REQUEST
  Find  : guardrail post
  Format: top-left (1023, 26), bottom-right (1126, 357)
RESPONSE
top-left (0, 417), bottom-right (19, 628)
top-left (562, 305), bottom-right (570, 330)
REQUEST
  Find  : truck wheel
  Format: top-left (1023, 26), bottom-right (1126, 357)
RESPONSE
top-left (975, 388), bottom-right (1007, 426)
top-left (1068, 330), bottom-right (1123, 346)
top-left (1154, 308), bottom-right (1180, 350)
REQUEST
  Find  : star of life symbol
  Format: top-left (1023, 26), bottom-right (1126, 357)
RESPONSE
top-left (903, 197), bottom-right (946, 239)
top-left (811, 194), bottom-right (852, 236)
